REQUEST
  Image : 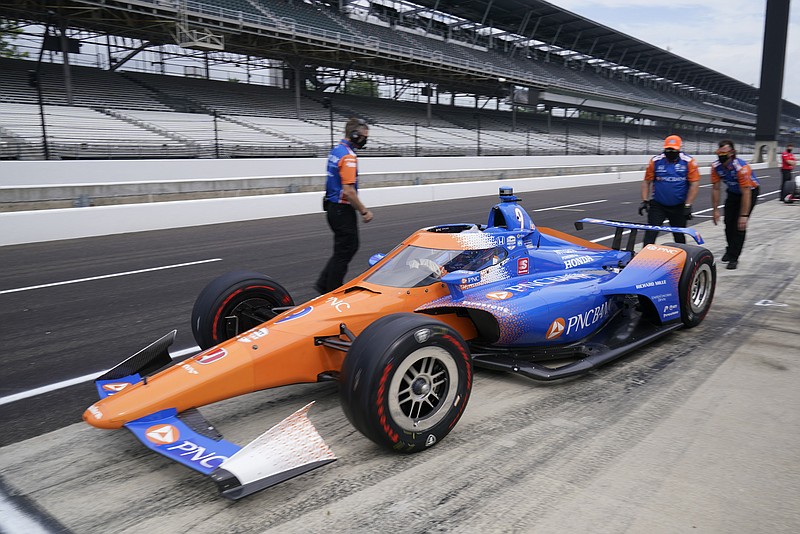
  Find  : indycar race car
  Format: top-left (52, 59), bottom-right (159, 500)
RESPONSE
top-left (84, 187), bottom-right (715, 500)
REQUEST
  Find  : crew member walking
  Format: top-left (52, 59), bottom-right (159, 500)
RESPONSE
top-left (711, 140), bottom-right (760, 270)
top-left (315, 118), bottom-right (373, 294)
top-left (780, 143), bottom-right (795, 201)
top-left (639, 134), bottom-right (700, 245)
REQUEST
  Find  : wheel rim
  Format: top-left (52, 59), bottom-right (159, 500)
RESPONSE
top-left (388, 346), bottom-right (459, 432)
top-left (222, 296), bottom-right (277, 338)
top-left (689, 264), bottom-right (713, 314)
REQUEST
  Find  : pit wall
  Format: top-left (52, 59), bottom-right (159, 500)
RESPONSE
top-left (0, 155), bottom-right (765, 247)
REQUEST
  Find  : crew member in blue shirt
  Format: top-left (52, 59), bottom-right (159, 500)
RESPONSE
top-left (711, 140), bottom-right (760, 270)
top-left (639, 135), bottom-right (700, 246)
top-left (315, 118), bottom-right (373, 294)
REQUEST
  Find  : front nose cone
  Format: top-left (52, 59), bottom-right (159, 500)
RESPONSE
top-left (83, 403), bottom-right (122, 429)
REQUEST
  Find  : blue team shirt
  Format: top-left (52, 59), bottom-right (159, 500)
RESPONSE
top-left (710, 157), bottom-right (759, 195)
top-left (324, 140), bottom-right (358, 204)
top-left (646, 153), bottom-right (700, 206)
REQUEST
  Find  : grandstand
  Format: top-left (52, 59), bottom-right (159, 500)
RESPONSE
top-left (0, 0), bottom-right (797, 160)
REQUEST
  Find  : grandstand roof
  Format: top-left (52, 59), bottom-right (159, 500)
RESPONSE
top-left (396, 0), bottom-right (759, 103)
top-left (2, 0), bottom-right (797, 122)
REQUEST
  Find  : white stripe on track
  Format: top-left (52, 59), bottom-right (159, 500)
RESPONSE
top-left (532, 199), bottom-right (607, 211)
top-left (0, 346), bottom-right (199, 407)
top-left (0, 258), bottom-right (223, 295)
top-left (0, 495), bottom-right (52, 534)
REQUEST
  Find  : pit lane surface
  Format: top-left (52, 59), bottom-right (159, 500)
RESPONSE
top-left (2, 171), bottom-right (799, 533)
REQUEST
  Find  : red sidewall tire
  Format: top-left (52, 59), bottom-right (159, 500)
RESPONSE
top-left (340, 313), bottom-right (472, 453)
top-left (191, 270), bottom-right (293, 349)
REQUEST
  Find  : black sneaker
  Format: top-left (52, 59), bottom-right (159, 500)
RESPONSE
top-left (721, 253), bottom-right (730, 262)
top-left (726, 260), bottom-right (738, 270)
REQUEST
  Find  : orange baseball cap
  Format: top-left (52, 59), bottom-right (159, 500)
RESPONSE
top-left (663, 135), bottom-right (682, 149)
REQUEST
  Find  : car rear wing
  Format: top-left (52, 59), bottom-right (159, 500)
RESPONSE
top-left (574, 218), bottom-right (704, 252)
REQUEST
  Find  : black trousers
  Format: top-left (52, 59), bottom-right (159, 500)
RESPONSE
top-left (316, 202), bottom-right (359, 292)
top-left (724, 187), bottom-right (759, 261)
top-left (643, 200), bottom-right (688, 245)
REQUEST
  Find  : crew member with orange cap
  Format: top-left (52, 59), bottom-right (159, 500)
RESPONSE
top-left (639, 134), bottom-right (700, 245)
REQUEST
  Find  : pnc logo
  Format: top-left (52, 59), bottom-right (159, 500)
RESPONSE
top-left (326, 296), bottom-right (351, 313)
top-left (546, 318), bottom-right (565, 340)
top-left (196, 347), bottom-right (226, 365)
top-left (145, 424), bottom-right (180, 445)
top-left (102, 383), bottom-right (130, 393)
top-left (486, 291), bottom-right (512, 300)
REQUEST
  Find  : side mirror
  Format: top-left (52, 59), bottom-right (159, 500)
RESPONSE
top-left (441, 270), bottom-right (480, 302)
top-left (368, 253), bottom-right (386, 266)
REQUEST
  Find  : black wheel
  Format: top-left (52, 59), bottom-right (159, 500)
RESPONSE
top-left (340, 313), bottom-right (473, 453)
top-left (782, 179), bottom-right (795, 203)
top-left (668, 244), bottom-right (715, 327)
top-left (191, 270), bottom-right (294, 349)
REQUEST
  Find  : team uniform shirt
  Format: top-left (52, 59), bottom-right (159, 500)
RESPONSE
top-left (644, 152), bottom-right (700, 206)
top-left (710, 157), bottom-right (760, 195)
top-left (781, 151), bottom-right (796, 170)
top-left (324, 140), bottom-right (358, 204)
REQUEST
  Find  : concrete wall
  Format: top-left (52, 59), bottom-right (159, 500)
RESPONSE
top-left (0, 154), bottom-right (719, 186)
top-left (1, 157), bottom-right (769, 247)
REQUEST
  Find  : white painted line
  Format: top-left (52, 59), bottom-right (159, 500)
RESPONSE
top-left (0, 345), bottom-right (200, 406)
top-left (591, 230), bottom-right (630, 243)
top-left (691, 205), bottom-right (723, 215)
top-left (532, 199), bottom-right (607, 211)
top-left (0, 258), bottom-right (223, 295)
top-left (0, 495), bottom-right (52, 534)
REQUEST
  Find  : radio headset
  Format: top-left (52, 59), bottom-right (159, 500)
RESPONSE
top-left (349, 118), bottom-right (368, 149)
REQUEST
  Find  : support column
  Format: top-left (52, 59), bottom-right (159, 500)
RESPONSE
top-left (754, 0), bottom-right (790, 163)
top-left (60, 20), bottom-right (74, 105)
top-left (294, 63), bottom-right (302, 120)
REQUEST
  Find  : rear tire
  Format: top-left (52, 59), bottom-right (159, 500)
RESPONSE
top-left (340, 313), bottom-right (473, 453)
top-left (669, 244), bottom-right (715, 327)
top-left (191, 270), bottom-right (294, 349)
top-left (782, 179), bottom-right (795, 203)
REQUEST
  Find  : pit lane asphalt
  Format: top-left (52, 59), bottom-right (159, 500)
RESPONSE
top-left (2, 170), bottom-right (798, 533)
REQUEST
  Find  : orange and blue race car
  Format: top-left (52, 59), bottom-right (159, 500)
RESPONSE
top-left (83, 187), bottom-right (715, 500)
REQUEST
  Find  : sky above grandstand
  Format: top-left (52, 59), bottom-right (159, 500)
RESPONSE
top-left (554, 0), bottom-right (800, 106)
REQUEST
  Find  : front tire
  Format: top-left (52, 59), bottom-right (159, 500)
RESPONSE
top-left (669, 244), bottom-right (715, 327)
top-left (191, 270), bottom-right (294, 349)
top-left (340, 313), bottom-right (473, 453)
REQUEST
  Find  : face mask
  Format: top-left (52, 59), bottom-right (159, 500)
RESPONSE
top-left (788, 148), bottom-right (794, 153)
top-left (353, 136), bottom-right (368, 149)
top-left (718, 155), bottom-right (729, 164)
top-left (664, 150), bottom-right (679, 162)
